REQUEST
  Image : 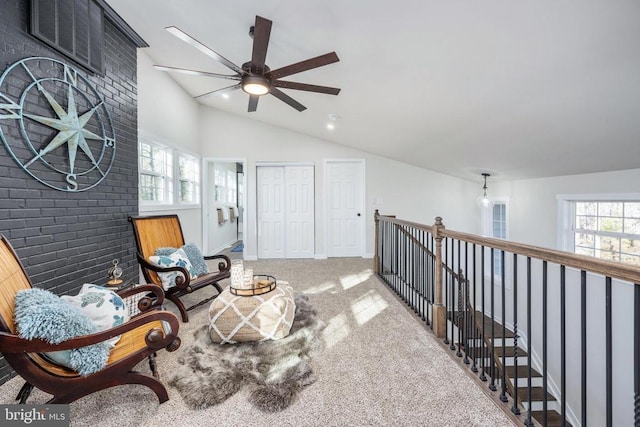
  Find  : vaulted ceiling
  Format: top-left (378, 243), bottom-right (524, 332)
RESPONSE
top-left (106, 0), bottom-right (640, 182)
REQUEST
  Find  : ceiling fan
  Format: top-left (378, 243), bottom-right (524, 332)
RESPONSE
top-left (154, 15), bottom-right (341, 112)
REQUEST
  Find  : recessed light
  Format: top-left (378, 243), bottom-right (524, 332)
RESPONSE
top-left (327, 123), bottom-right (335, 130)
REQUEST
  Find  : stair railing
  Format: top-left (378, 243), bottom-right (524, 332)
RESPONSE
top-left (374, 210), bottom-right (640, 427)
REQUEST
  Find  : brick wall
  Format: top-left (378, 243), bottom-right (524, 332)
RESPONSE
top-left (0, 1), bottom-right (139, 383)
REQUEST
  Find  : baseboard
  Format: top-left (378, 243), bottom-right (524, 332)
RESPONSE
top-left (314, 253), bottom-right (327, 260)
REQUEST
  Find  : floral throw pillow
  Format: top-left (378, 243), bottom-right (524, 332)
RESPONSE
top-left (149, 248), bottom-right (196, 290)
top-left (61, 284), bottom-right (130, 348)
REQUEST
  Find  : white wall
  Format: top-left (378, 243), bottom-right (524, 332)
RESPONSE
top-left (198, 107), bottom-right (480, 259)
top-left (136, 51), bottom-right (204, 247)
top-left (491, 168), bottom-right (640, 249)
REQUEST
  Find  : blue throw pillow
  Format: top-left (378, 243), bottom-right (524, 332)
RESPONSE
top-left (182, 243), bottom-right (209, 276)
top-left (14, 288), bottom-right (110, 376)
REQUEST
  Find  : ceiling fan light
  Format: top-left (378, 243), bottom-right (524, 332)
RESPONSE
top-left (242, 76), bottom-right (269, 95)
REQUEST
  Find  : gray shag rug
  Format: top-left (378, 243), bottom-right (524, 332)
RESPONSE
top-left (169, 294), bottom-right (325, 412)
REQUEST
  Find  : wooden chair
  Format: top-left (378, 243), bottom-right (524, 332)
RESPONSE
top-left (0, 235), bottom-right (181, 404)
top-left (128, 214), bottom-right (231, 322)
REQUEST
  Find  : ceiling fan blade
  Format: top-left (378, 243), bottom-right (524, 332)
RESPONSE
top-left (248, 95), bottom-right (259, 112)
top-left (154, 65), bottom-right (242, 81)
top-left (165, 26), bottom-right (244, 75)
top-left (195, 83), bottom-right (242, 99)
top-left (270, 88), bottom-right (307, 112)
top-left (273, 80), bottom-right (341, 95)
top-left (250, 16), bottom-right (272, 73)
top-left (267, 52), bottom-right (339, 80)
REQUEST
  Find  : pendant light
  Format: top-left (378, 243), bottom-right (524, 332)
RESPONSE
top-left (477, 173), bottom-right (494, 209)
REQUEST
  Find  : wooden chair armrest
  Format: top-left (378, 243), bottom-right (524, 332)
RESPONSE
top-left (117, 284), bottom-right (165, 313)
top-left (203, 253), bottom-right (231, 273)
top-left (0, 310), bottom-right (180, 354)
top-left (136, 252), bottom-right (192, 290)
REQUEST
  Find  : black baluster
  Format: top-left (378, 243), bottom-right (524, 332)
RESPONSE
top-left (450, 238), bottom-right (456, 351)
top-left (489, 247), bottom-right (497, 391)
top-left (500, 250), bottom-right (508, 402)
top-left (606, 276), bottom-right (612, 427)
top-left (525, 257), bottom-right (534, 427)
top-left (471, 243), bottom-right (478, 373)
top-left (511, 253), bottom-right (520, 415)
top-left (634, 282), bottom-right (640, 427)
top-left (561, 265), bottom-right (566, 426)
top-left (581, 270), bottom-right (587, 427)
top-left (543, 261), bottom-right (548, 426)
top-left (480, 245), bottom-right (487, 382)
top-left (444, 238), bottom-right (450, 345)
top-left (464, 241), bottom-right (470, 365)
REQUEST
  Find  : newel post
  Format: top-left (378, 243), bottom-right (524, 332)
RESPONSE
top-left (432, 216), bottom-right (447, 338)
top-left (374, 210), bottom-right (380, 274)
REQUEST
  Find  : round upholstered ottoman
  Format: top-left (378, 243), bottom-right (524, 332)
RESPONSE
top-left (208, 283), bottom-right (295, 344)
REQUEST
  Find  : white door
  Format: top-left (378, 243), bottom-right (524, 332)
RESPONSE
top-left (257, 167), bottom-right (285, 258)
top-left (326, 161), bottom-right (365, 257)
top-left (257, 165), bottom-right (315, 258)
top-left (285, 166), bottom-right (315, 258)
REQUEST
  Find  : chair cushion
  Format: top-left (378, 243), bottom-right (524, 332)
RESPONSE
top-left (149, 248), bottom-right (196, 290)
top-left (208, 283), bottom-right (296, 344)
top-left (14, 288), bottom-right (109, 376)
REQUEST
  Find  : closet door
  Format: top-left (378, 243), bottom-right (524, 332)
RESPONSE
top-left (285, 166), bottom-right (314, 258)
top-left (257, 167), bottom-right (286, 258)
top-left (257, 165), bottom-right (315, 258)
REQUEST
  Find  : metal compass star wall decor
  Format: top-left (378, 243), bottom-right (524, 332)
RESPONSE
top-left (0, 57), bottom-right (116, 192)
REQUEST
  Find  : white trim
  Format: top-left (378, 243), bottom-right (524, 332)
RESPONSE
top-left (256, 161), bottom-right (314, 167)
top-left (202, 157), bottom-right (247, 257)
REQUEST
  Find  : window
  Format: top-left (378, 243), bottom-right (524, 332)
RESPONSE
top-left (492, 202), bottom-right (507, 274)
top-left (139, 141), bottom-right (172, 204)
top-left (481, 199), bottom-right (509, 281)
top-left (573, 201), bottom-right (640, 265)
top-left (177, 153), bottom-right (200, 204)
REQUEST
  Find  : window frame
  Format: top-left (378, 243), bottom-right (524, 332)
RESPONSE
top-left (138, 137), bottom-right (201, 211)
top-left (558, 193), bottom-right (640, 265)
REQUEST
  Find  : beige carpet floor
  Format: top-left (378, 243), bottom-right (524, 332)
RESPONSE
top-left (0, 258), bottom-right (516, 427)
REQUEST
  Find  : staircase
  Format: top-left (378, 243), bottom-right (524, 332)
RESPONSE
top-left (463, 311), bottom-right (572, 427)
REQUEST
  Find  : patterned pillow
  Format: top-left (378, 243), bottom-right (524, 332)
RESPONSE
top-left (155, 243), bottom-right (209, 276)
top-left (61, 284), bottom-right (130, 348)
top-left (149, 248), bottom-right (196, 290)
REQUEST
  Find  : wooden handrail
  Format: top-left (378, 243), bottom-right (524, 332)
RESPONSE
top-left (376, 213), bottom-right (640, 285)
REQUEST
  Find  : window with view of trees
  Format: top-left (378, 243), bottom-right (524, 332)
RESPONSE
top-left (138, 140), bottom-right (200, 208)
top-left (573, 201), bottom-right (640, 265)
top-left (138, 141), bottom-right (172, 203)
top-left (177, 154), bottom-right (199, 204)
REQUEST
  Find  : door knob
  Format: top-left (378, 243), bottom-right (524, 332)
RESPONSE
top-left (357, 213), bottom-right (361, 217)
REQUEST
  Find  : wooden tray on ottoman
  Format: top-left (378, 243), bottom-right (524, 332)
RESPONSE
top-left (230, 275), bottom-right (276, 296)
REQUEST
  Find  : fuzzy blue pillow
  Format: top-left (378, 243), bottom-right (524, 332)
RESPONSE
top-left (156, 243), bottom-right (209, 276)
top-left (14, 288), bottom-right (110, 376)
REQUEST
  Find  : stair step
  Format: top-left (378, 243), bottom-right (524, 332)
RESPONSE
top-left (494, 346), bottom-right (528, 358)
top-left (530, 410), bottom-right (573, 427)
top-left (517, 387), bottom-right (556, 403)
top-left (504, 365), bottom-right (542, 379)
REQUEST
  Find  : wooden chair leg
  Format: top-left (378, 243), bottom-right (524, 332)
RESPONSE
top-left (148, 353), bottom-right (159, 379)
top-left (167, 294), bottom-right (189, 322)
top-left (16, 382), bottom-right (33, 404)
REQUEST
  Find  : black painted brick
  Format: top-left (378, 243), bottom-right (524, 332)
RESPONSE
top-left (0, 1), bottom-right (140, 383)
